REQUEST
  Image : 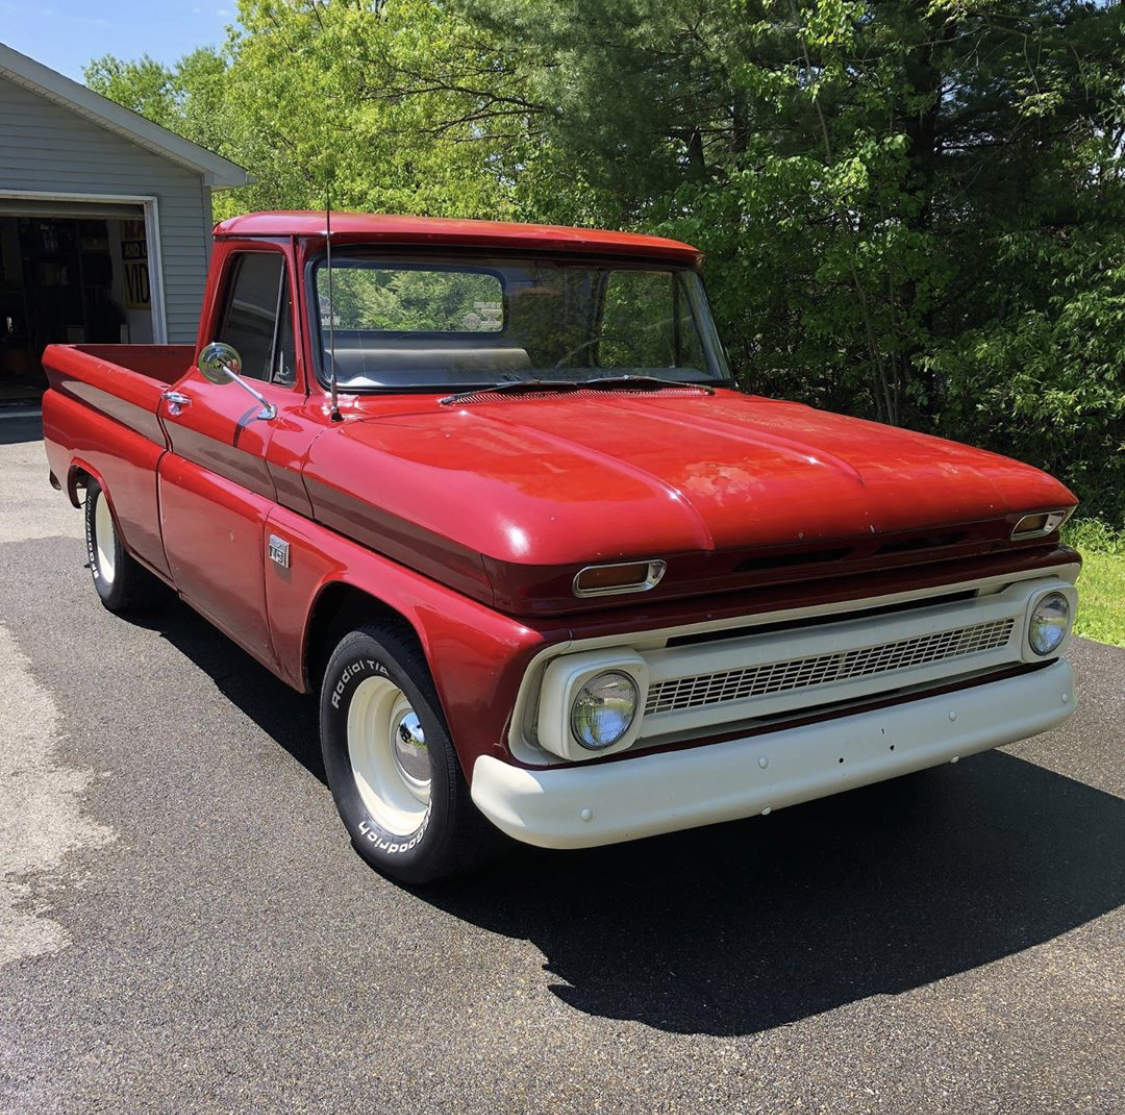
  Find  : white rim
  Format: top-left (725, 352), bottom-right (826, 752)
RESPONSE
top-left (346, 676), bottom-right (431, 837)
top-left (94, 491), bottom-right (116, 585)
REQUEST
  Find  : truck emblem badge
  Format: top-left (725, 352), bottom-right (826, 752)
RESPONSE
top-left (268, 534), bottom-right (290, 568)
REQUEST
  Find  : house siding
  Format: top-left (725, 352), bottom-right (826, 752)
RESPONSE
top-left (0, 74), bottom-right (212, 343)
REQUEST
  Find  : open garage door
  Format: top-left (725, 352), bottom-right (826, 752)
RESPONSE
top-left (0, 196), bottom-right (158, 405)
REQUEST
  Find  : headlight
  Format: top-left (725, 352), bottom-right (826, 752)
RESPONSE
top-left (1028, 592), bottom-right (1071, 656)
top-left (570, 671), bottom-right (639, 750)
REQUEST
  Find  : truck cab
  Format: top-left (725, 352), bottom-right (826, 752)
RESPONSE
top-left (42, 211), bottom-right (1080, 883)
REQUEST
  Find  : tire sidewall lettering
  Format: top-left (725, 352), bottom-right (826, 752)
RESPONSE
top-left (324, 642), bottom-right (439, 868)
top-left (85, 487), bottom-right (103, 582)
top-left (331, 657), bottom-right (388, 709)
top-left (85, 484), bottom-right (118, 604)
top-left (356, 802), bottom-right (431, 854)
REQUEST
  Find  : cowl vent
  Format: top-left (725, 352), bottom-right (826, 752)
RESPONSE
top-left (451, 386), bottom-right (711, 405)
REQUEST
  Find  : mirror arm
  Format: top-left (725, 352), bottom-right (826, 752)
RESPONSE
top-left (197, 342), bottom-right (276, 421)
top-left (222, 364), bottom-right (277, 421)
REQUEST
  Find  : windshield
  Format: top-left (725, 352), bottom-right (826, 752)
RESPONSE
top-left (310, 253), bottom-right (731, 391)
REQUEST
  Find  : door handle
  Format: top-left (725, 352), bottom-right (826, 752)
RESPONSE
top-left (161, 390), bottom-right (192, 416)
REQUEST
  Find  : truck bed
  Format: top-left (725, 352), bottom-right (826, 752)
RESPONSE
top-left (53, 344), bottom-right (195, 386)
top-left (41, 342), bottom-right (196, 583)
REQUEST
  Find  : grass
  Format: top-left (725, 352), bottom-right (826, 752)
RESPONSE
top-left (1063, 519), bottom-right (1125, 648)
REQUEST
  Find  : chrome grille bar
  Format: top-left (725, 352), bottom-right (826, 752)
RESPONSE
top-left (644, 618), bottom-right (1015, 716)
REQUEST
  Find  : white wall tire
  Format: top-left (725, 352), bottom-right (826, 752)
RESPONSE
top-left (83, 478), bottom-right (164, 614)
top-left (319, 623), bottom-right (498, 884)
top-left (93, 489), bottom-right (117, 585)
top-left (347, 675), bottom-right (432, 836)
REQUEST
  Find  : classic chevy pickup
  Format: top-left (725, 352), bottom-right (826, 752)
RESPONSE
top-left (42, 211), bottom-right (1079, 882)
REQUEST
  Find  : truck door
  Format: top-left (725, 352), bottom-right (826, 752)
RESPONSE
top-left (157, 248), bottom-right (298, 668)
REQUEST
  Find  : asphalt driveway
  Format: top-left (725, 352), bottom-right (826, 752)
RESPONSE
top-left (1, 412), bottom-right (1122, 1114)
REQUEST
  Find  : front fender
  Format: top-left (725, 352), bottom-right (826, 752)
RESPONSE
top-left (263, 504), bottom-right (566, 775)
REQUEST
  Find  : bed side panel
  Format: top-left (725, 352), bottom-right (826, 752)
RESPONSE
top-left (67, 344), bottom-right (195, 386)
top-left (42, 344), bottom-right (172, 578)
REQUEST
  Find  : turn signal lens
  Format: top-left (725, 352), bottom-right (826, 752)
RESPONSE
top-left (1028, 592), bottom-right (1071, 656)
top-left (570, 671), bottom-right (639, 750)
top-left (1012, 509), bottom-right (1072, 540)
top-left (573, 560), bottom-right (666, 598)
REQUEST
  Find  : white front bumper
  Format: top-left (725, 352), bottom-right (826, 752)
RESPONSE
top-left (471, 661), bottom-right (1075, 849)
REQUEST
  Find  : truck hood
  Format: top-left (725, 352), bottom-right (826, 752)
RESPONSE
top-left (301, 389), bottom-right (1076, 613)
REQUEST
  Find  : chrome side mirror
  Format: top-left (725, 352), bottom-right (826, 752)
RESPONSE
top-left (198, 341), bottom-right (242, 385)
top-left (197, 342), bottom-right (277, 421)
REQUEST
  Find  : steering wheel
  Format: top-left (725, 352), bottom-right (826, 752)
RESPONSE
top-left (552, 337), bottom-right (601, 369)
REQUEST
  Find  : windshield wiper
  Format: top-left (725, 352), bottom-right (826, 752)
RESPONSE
top-left (439, 374), bottom-right (717, 406)
top-left (586, 374), bottom-right (715, 394)
top-left (439, 379), bottom-right (581, 406)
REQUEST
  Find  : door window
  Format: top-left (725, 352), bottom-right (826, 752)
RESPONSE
top-left (218, 252), bottom-right (295, 384)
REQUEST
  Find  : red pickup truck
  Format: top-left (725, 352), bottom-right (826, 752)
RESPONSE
top-left (42, 211), bottom-right (1080, 883)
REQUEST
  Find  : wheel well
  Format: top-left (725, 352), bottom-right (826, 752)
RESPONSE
top-left (68, 465), bottom-right (91, 507)
top-left (304, 583), bottom-right (425, 692)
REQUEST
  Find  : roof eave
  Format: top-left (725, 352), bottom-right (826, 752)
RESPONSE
top-left (0, 40), bottom-right (250, 189)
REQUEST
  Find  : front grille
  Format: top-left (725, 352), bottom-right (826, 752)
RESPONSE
top-left (644, 618), bottom-right (1016, 715)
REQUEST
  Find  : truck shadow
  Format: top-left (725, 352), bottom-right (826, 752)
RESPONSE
top-left (426, 751), bottom-right (1125, 1037)
top-left (130, 595), bottom-right (1124, 1038)
top-left (125, 592), bottom-right (326, 785)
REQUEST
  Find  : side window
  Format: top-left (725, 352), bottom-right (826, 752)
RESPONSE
top-left (218, 252), bottom-right (289, 382)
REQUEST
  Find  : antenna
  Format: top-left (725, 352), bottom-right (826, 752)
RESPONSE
top-left (325, 162), bottom-right (342, 422)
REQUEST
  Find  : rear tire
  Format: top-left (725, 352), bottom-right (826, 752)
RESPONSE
top-left (84, 478), bottom-right (164, 613)
top-left (319, 623), bottom-right (497, 884)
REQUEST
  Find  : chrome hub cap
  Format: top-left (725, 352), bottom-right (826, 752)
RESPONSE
top-left (392, 709), bottom-right (430, 791)
top-left (94, 492), bottom-right (116, 584)
top-left (346, 676), bottom-right (431, 836)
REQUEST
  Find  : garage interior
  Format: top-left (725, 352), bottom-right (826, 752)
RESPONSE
top-left (0, 200), bottom-right (154, 404)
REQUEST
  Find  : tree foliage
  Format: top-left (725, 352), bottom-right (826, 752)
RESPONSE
top-left (86, 0), bottom-right (1125, 520)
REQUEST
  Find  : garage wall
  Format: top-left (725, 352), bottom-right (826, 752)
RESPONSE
top-left (0, 74), bottom-right (212, 344)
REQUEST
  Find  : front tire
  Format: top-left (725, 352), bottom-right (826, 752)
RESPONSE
top-left (319, 623), bottom-right (495, 884)
top-left (84, 478), bottom-right (164, 613)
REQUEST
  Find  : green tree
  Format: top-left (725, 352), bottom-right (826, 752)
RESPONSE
top-left (463, 0), bottom-right (1125, 514)
top-left (217, 0), bottom-right (540, 217)
top-left (85, 0), bottom-right (1125, 518)
top-left (85, 47), bottom-right (232, 159)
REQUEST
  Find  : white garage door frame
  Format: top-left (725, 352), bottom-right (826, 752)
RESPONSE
top-left (0, 188), bottom-right (167, 343)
